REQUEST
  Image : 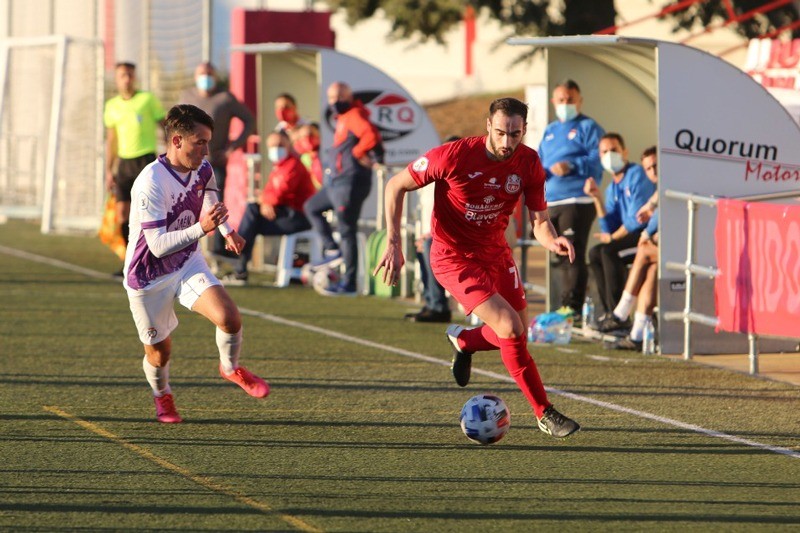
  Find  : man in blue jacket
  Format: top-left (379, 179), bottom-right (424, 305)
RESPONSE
top-left (538, 80), bottom-right (605, 317)
top-left (583, 133), bottom-right (657, 328)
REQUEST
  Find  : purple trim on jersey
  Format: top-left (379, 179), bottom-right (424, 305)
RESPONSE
top-left (157, 154), bottom-right (192, 187)
top-left (127, 158), bottom-right (214, 290)
top-left (141, 219), bottom-right (166, 229)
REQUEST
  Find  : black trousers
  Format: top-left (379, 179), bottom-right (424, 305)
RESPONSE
top-left (548, 203), bottom-right (596, 310)
top-left (235, 203), bottom-right (311, 275)
top-left (588, 230), bottom-right (642, 314)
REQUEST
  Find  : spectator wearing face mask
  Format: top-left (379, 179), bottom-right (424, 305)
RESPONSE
top-left (294, 122), bottom-right (323, 189)
top-left (179, 62), bottom-right (255, 256)
top-left (583, 133), bottom-right (656, 323)
top-left (274, 93), bottom-right (307, 143)
top-left (538, 79), bottom-right (605, 320)
top-left (304, 81), bottom-right (384, 297)
top-left (221, 131), bottom-right (316, 286)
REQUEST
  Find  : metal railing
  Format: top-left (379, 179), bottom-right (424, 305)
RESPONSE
top-left (663, 188), bottom-right (800, 374)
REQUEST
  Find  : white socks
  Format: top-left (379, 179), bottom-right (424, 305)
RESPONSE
top-left (630, 312), bottom-right (650, 341)
top-left (143, 355), bottom-right (171, 397)
top-left (613, 291), bottom-right (636, 322)
top-left (217, 327), bottom-right (243, 375)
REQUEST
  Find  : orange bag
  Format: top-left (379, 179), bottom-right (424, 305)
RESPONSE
top-left (98, 195), bottom-right (126, 260)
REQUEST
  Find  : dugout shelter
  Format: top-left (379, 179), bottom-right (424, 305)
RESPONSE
top-left (228, 42), bottom-right (440, 226)
top-left (510, 35), bottom-right (799, 355)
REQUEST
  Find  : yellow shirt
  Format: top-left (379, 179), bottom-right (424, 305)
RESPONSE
top-left (103, 91), bottom-right (166, 159)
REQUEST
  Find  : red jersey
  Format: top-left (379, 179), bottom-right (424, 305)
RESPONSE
top-left (260, 153), bottom-right (316, 212)
top-left (408, 136), bottom-right (547, 257)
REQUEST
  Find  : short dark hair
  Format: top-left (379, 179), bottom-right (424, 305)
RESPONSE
top-left (489, 98), bottom-right (528, 121)
top-left (115, 61), bottom-right (136, 71)
top-left (601, 132), bottom-right (626, 149)
top-left (276, 93), bottom-right (297, 106)
top-left (164, 104), bottom-right (214, 138)
top-left (556, 79), bottom-right (581, 93)
top-left (642, 145), bottom-right (657, 159)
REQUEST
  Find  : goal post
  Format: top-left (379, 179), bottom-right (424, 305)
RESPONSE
top-left (0, 35), bottom-right (104, 234)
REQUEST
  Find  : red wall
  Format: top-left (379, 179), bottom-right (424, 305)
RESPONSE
top-left (230, 9), bottom-right (336, 120)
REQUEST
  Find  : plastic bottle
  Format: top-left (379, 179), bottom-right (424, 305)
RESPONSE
top-left (553, 317), bottom-right (573, 345)
top-left (581, 296), bottom-right (595, 329)
top-left (642, 319), bottom-right (655, 355)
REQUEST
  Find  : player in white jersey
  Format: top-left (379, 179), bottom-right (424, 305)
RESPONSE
top-left (123, 104), bottom-right (269, 423)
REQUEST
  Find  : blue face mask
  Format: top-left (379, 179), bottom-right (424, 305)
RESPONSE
top-left (555, 103), bottom-right (578, 122)
top-left (268, 146), bottom-right (287, 163)
top-left (601, 150), bottom-right (626, 174)
top-left (196, 74), bottom-right (215, 92)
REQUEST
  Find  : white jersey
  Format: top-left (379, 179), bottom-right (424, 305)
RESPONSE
top-left (123, 155), bottom-right (217, 291)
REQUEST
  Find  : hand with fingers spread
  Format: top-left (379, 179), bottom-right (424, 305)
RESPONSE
top-left (372, 235), bottom-right (404, 286)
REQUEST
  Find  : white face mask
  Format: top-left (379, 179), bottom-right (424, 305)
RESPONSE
top-left (601, 150), bottom-right (626, 174)
top-left (555, 103), bottom-right (578, 122)
top-left (267, 146), bottom-right (287, 163)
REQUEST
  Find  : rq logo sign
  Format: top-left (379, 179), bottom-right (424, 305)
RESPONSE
top-left (326, 90), bottom-right (422, 142)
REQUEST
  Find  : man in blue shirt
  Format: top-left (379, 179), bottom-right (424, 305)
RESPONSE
top-left (584, 133), bottom-right (656, 327)
top-left (538, 80), bottom-right (605, 317)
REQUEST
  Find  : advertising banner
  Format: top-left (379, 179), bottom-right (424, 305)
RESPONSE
top-left (714, 199), bottom-right (800, 338)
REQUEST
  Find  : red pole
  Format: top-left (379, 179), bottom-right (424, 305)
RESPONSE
top-left (465, 5), bottom-right (475, 77)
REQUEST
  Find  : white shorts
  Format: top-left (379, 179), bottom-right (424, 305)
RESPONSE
top-left (126, 252), bottom-right (221, 345)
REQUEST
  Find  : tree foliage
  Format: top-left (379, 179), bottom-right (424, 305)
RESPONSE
top-left (323, 0), bottom-right (800, 44)
top-left (322, 0), bottom-right (616, 45)
top-left (660, 0), bottom-right (800, 39)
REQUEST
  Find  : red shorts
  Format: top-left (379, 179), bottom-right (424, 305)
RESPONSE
top-left (430, 241), bottom-right (526, 316)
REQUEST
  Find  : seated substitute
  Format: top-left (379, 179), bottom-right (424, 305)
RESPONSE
top-left (583, 133), bottom-right (656, 328)
top-left (605, 146), bottom-right (660, 348)
top-left (222, 130), bottom-right (316, 286)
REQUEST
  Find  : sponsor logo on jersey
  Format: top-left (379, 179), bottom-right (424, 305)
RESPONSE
top-left (504, 174), bottom-right (521, 194)
top-left (412, 157), bottom-right (429, 172)
top-left (484, 195), bottom-right (495, 204)
top-left (544, 133), bottom-right (554, 142)
top-left (484, 177), bottom-right (501, 189)
top-left (138, 192), bottom-right (149, 210)
top-left (568, 129), bottom-right (577, 140)
top-left (468, 171), bottom-right (483, 179)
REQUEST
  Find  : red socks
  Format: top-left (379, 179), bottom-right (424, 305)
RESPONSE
top-left (497, 335), bottom-right (550, 418)
top-left (459, 325), bottom-right (501, 352)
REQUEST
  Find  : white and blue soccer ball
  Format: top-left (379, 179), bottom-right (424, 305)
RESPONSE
top-left (459, 393), bottom-right (510, 445)
top-left (312, 265), bottom-right (340, 294)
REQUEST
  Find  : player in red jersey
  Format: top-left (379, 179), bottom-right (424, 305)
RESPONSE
top-left (374, 98), bottom-right (580, 438)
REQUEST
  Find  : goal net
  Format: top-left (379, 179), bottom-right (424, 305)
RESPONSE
top-left (0, 35), bottom-right (104, 233)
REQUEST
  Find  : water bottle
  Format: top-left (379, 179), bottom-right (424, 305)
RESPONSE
top-left (642, 319), bottom-right (655, 355)
top-left (581, 296), bottom-right (595, 329)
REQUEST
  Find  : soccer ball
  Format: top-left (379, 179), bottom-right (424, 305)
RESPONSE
top-left (459, 394), bottom-right (511, 445)
top-left (299, 263), bottom-right (315, 286)
top-left (312, 265), bottom-right (340, 294)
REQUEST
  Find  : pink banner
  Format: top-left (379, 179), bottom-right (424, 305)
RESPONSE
top-left (714, 199), bottom-right (800, 337)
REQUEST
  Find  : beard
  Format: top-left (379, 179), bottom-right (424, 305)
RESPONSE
top-left (489, 137), bottom-right (514, 161)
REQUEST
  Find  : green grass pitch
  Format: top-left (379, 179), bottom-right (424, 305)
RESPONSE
top-left (1, 219), bottom-right (799, 531)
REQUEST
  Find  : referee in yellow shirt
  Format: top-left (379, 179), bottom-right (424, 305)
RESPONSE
top-left (104, 62), bottom-right (166, 275)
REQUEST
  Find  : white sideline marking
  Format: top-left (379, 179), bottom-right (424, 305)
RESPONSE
top-left (5, 245), bottom-right (799, 460)
top-left (0, 244), bottom-right (116, 280)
